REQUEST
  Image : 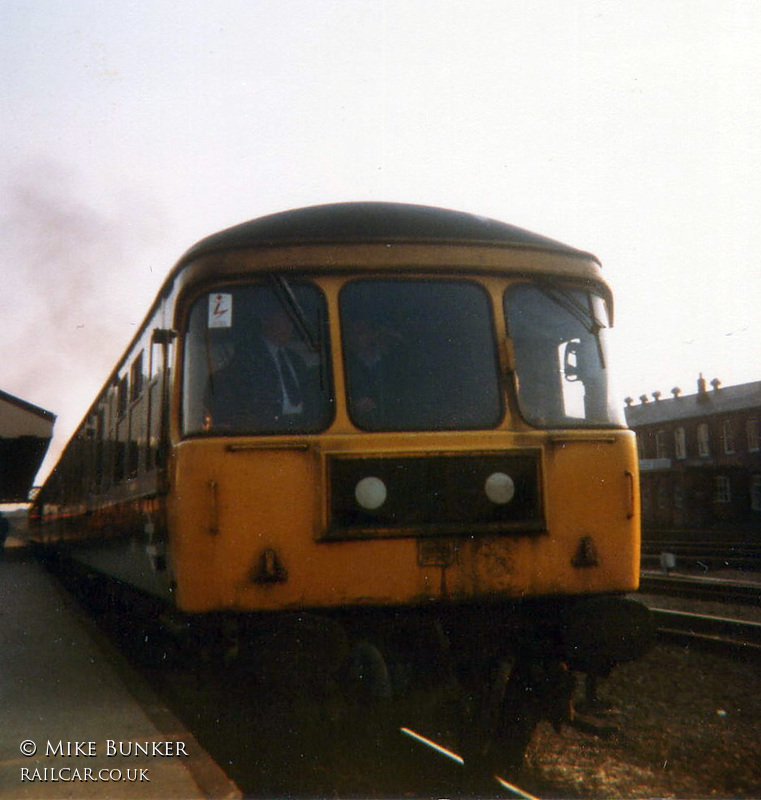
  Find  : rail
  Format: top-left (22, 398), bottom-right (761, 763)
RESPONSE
top-left (651, 607), bottom-right (761, 654)
top-left (639, 571), bottom-right (761, 605)
top-left (399, 726), bottom-right (541, 800)
top-left (640, 536), bottom-right (761, 571)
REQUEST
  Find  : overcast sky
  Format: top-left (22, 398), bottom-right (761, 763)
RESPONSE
top-left (2, 0), bottom-right (761, 483)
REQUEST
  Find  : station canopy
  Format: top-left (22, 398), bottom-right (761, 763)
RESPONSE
top-left (0, 390), bottom-right (56, 502)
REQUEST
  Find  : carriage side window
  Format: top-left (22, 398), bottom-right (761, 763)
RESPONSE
top-left (94, 407), bottom-right (105, 489)
top-left (182, 281), bottom-right (333, 436)
top-left (339, 279), bottom-right (502, 431)
top-left (503, 283), bottom-right (624, 428)
top-left (117, 375), bottom-right (129, 418)
top-left (130, 352), bottom-right (144, 402)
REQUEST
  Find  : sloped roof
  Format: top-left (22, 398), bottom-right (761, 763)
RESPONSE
top-left (625, 380), bottom-right (761, 427)
top-left (0, 389), bottom-right (56, 432)
top-left (0, 390), bottom-right (56, 502)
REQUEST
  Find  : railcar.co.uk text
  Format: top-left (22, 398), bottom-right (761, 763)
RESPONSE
top-left (18, 739), bottom-right (189, 783)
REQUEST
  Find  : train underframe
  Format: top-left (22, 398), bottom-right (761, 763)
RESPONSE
top-left (210, 593), bottom-right (654, 771)
top-left (41, 543), bottom-right (653, 773)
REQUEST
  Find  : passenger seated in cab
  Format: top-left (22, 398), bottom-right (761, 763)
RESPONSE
top-left (204, 293), bottom-right (321, 432)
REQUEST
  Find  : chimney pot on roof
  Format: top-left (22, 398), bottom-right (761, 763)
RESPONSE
top-left (671, 387), bottom-right (682, 399)
top-left (625, 396), bottom-right (634, 407)
top-left (652, 391), bottom-right (662, 402)
top-left (698, 373), bottom-right (707, 394)
top-left (710, 378), bottom-right (722, 392)
top-left (639, 394), bottom-right (650, 404)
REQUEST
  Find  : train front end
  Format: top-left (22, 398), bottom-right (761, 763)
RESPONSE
top-left (165, 206), bottom-right (645, 678)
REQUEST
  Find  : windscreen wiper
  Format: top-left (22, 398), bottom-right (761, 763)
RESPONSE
top-left (270, 275), bottom-right (329, 390)
top-left (537, 283), bottom-right (606, 336)
top-left (269, 275), bottom-right (319, 352)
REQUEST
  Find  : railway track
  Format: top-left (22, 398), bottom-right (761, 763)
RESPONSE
top-left (640, 536), bottom-right (761, 571)
top-left (638, 567), bottom-right (761, 653)
top-left (399, 725), bottom-right (542, 799)
top-left (650, 607), bottom-right (761, 654)
top-left (639, 570), bottom-right (761, 605)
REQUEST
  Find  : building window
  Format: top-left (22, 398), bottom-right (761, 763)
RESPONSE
top-left (674, 427), bottom-right (686, 460)
top-left (747, 417), bottom-right (760, 453)
top-left (722, 420), bottom-right (735, 454)
top-left (752, 475), bottom-right (761, 512)
top-left (698, 423), bottom-right (711, 457)
top-left (656, 430), bottom-right (668, 459)
top-left (714, 475), bottom-right (732, 504)
top-left (674, 484), bottom-right (683, 510)
top-left (657, 480), bottom-right (669, 509)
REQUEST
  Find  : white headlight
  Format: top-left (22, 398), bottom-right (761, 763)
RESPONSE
top-left (484, 472), bottom-right (515, 505)
top-left (355, 476), bottom-right (388, 510)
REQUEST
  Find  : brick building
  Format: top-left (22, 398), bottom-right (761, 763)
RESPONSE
top-left (624, 376), bottom-right (761, 530)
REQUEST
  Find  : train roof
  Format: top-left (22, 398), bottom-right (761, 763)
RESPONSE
top-left (179, 202), bottom-right (597, 264)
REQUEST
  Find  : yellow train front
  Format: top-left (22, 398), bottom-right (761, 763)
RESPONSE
top-left (168, 203), bottom-right (648, 660)
top-left (33, 202), bottom-right (652, 768)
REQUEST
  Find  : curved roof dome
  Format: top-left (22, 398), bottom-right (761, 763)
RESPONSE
top-left (181, 202), bottom-right (593, 262)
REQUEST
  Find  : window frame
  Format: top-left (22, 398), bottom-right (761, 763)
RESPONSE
top-left (339, 276), bottom-right (504, 432)
top-left (722, 419), bottom-right (735, 455)
top-left (747, 417), bottom-right (760, 453)
top-left (698, 423), bottom-right (711, 458)
top-left (656, 430), bottom-right (668, 459)
top-left (502, 281), bottom-right (624, 430)
top-left (751, 474), bottom-right (761, 512)
top-left (674, 426), bottom-right (686, 460)
top-left (714, 475), bottom-right (732, 504)
top-left (181, 279), bottom-right (335, 437)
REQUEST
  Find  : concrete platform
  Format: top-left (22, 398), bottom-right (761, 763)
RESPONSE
top-left (0, 550), bottom-right (241, 799)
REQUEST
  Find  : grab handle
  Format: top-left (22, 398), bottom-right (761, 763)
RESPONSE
top-left (624, 470), bottom-right (636, 519)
